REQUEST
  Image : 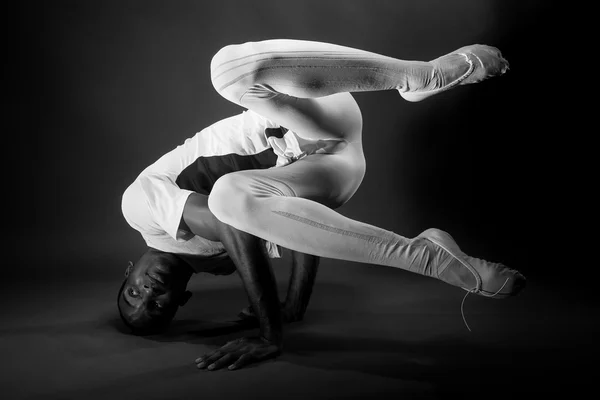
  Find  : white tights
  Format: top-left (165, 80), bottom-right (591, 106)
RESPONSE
top-left (208, 40), bottom-right (464, 274)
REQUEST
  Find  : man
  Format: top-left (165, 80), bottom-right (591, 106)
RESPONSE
top-left (119, 110), bottom-right (322, 333)
top-left (120, 39), bottom-right (526, 371)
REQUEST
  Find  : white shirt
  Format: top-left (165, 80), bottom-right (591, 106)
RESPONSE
top-left (121, 110), bottom-right (312, 259)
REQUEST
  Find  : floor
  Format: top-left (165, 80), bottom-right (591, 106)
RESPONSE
top-left (1, 256), bottom-right (595, 399)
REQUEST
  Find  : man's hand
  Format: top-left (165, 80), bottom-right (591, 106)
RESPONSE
top-left (195, 336), bottom-right (282, 371)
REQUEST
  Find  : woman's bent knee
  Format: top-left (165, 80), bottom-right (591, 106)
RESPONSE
top-left (208, 173), bottom-right (256, 227)
top-left (210, 42), bottom-right (262, 101)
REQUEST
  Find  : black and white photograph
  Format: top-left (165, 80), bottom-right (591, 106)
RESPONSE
top-left (3, 0), bottom-right (593, 399)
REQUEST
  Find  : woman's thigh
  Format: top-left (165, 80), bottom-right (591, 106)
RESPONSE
top-left (243, 88), bottom-right (364, 144)
top-left (227, 142), bottom-right (366, 209)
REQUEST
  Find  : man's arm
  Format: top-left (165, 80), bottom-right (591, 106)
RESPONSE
top-left (182, 193), bottom-right (283, 370)
top-left (180, 193), bottom-right (221, 241)
top-left (241, 250), bottom-right (320, 323)
top-left (283, 251), bottom-right (320, 322)
top-left (215, 222), bottom-right (283, 345)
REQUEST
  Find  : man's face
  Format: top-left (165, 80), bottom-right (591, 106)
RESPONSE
top-left (118, 250), bottom-right (192, 331)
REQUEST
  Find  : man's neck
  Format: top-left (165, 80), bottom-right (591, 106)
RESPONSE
top-left (176, 252), bottom-right (236, 276)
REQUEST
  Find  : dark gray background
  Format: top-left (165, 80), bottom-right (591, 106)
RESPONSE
top-left (3, 1), bottom-right (594, 399)
top-left (9, 0), bottom-right (570, 284)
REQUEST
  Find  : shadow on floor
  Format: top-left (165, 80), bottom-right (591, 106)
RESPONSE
top-left (2, 276), bottom-right (591, 398)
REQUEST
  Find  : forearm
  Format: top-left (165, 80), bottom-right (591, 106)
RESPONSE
top-left (181, 193), bottom-right (221, 242)
top-left (216, 223), bottom-right (283, 344)
top-left (284, 251), bottom-right (320, 319)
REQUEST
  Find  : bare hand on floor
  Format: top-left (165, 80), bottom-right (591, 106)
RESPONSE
top-left (195, 336), bottom-right (282, 371)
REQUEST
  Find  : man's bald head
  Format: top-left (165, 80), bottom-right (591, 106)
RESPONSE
top-left (117, 249), bottom-right (193, 335)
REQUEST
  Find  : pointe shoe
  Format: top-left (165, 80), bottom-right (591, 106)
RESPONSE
top-left (400, 44), bottom-right (510, 102)
top-left (417, 228), bottom-right (526, 298)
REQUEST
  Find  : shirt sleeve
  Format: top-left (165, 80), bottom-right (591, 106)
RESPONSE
top-left (137, 173), bottom-right (195, 241)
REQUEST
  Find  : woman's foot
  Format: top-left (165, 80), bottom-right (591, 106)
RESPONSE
top-left (400, 44), bottom-right (509, 102)
top-left (417, 228), bottom-right (526, 298)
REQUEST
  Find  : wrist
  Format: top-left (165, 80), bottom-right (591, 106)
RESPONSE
top-left (283, 298), bottom-right (305, 314)
top-left (260, 315), bottom-right (283, 344)
top-left (261, 332), bottom-right (283, 346)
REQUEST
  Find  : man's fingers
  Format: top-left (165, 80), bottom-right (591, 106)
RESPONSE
top-left (205, 350), bottom-right (225, 363)
top-left (221, 339), bottom-right (243, 351)
top-left (196, 350), bottom-right (223, 368)
top-left (228, 353), bottom-right (253, 371)
top-left (196, 358), bottom-right (208, 368)
top-left (207, 353), bottom-right (236, 371)
top-left (196, 337), bottom-right (280, 371)
top-left (195, 354), bottom-right (210, 367)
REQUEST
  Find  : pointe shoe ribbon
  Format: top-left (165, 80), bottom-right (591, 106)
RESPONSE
top-left (417, 228), bottom-right (526, 298)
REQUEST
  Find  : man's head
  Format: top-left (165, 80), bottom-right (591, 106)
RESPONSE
top-left (117, 249), bottom-right (193, 335)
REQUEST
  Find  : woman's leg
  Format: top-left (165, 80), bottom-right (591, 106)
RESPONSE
top-left (208, 144), bottom-right (524, 298)
top-left (210, 39), bottom-right (508, 140)
top-left (208, 39), bottom-right (523, 297)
